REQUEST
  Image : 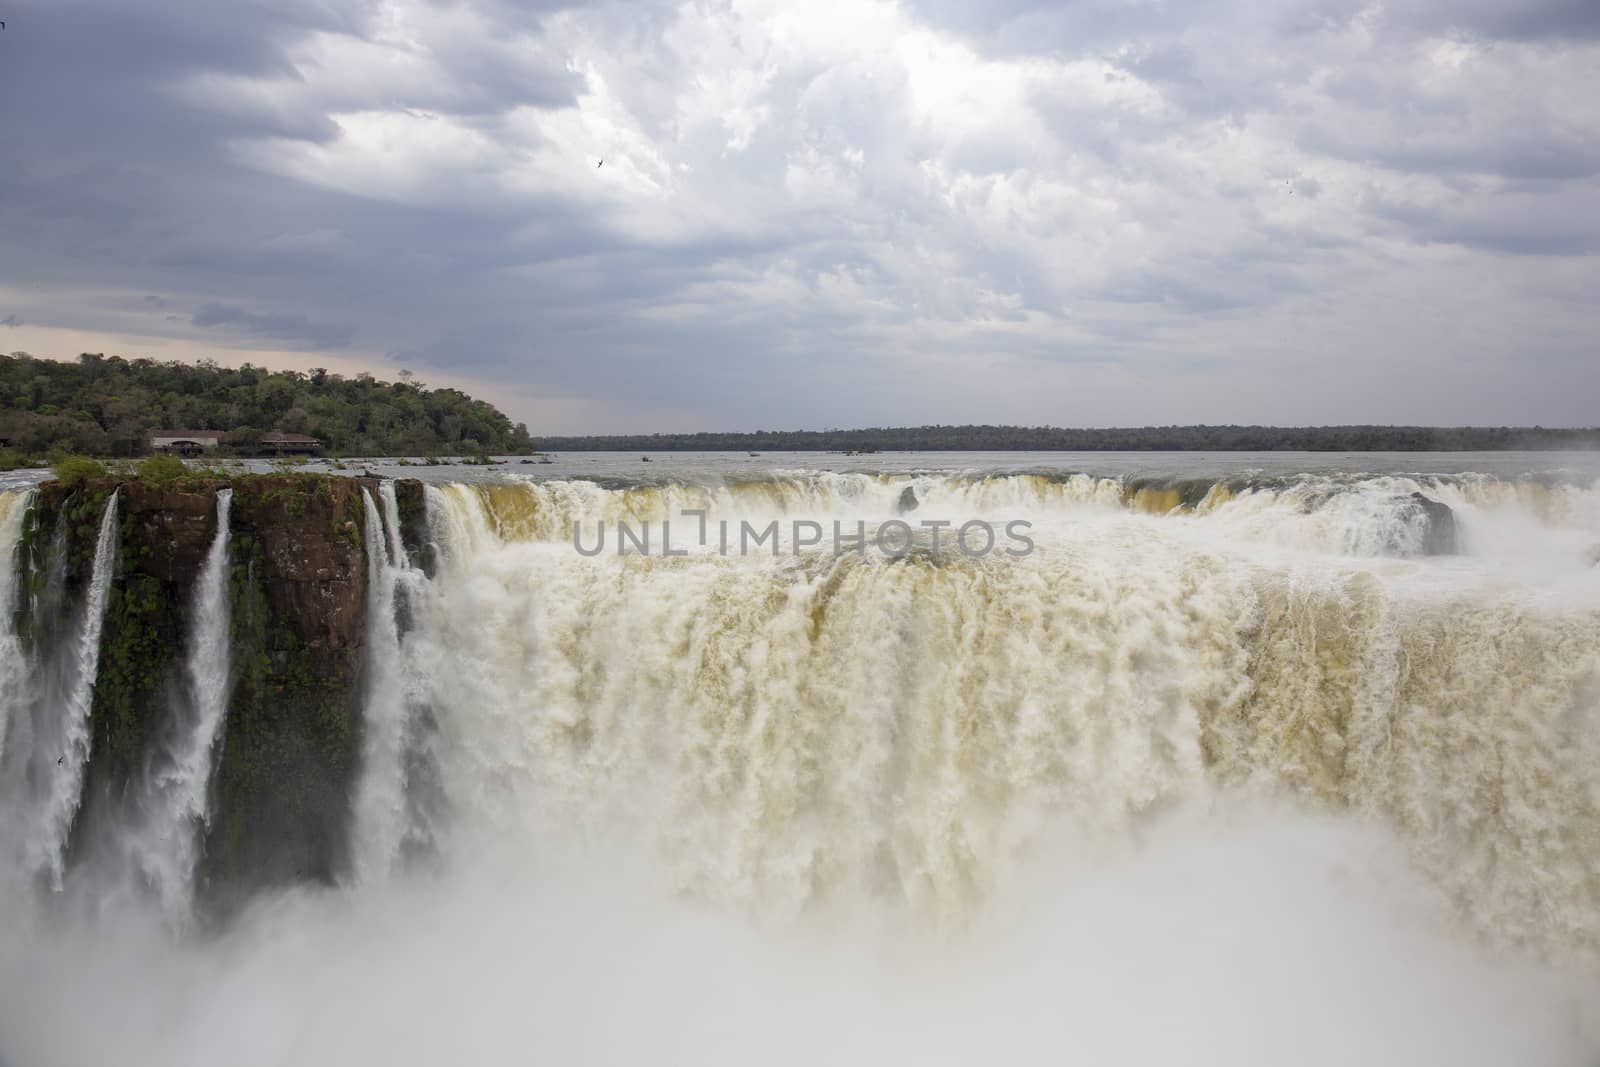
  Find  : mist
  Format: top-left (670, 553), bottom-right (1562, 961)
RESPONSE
top-left (2, 803), bottom-right (1595, 1067)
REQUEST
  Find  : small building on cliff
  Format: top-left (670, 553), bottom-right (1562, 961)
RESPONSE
top-left (259, 432), bottom-right (324, 456)
top-left (151, 430), bottom-right (222, 456)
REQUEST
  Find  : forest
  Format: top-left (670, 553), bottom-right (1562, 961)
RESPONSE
top-left (539, 424), bottom-right (1600, 452)
top-left (6, 352), bottom-right (1594, 462)
top-left (0, 353), bottom-right (534, 461)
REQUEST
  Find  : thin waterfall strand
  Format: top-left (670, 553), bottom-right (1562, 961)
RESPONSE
top-left (0, 490), bottom-right (35, 764)
top-left (350, 488), bottom-right (414, 883)
top-left (128, 488), bottom-right (235, 919)
top-left (28, 489), bottom-right (119, 890)
top-left (379, 480), bottom-right (410, 568)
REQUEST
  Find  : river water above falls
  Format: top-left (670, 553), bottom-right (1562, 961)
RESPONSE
top-left (0, 454), bottom-right (1598, 1065)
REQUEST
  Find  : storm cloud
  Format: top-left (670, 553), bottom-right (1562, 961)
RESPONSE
top-left (0, 0), bottom-right (1595, 431)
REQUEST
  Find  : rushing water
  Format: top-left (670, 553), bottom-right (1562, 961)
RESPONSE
top-left (350, 488), bottom-right (423, 884)
top-left (24, 489), bottom-right (121, 891)
top-left (119, 489), bottom-right (236, 922)
top-left (351, 483), bottom-right (437, 885)
top-left (1, 456), bottom-right (1599, 1065)
top-left (0, 489), bottom-right (34, 765)
top-left (405, 471), bottom-right (1600, 939)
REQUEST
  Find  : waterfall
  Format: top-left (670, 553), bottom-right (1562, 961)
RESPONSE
top-left (379, 480), bottom-right (410, 568)
top-left (27, 489), bottom-right (120, 890)
top-left (350, 487), bottom-right (428, 883)
top-left (413, 471), bottom-right (1600, 564)
top-left (1, 471), bottom-right (1597, 1067)
top-left (126, 489), bottom-right (234, 920)
top-left (405, 480), bottom-right (1600, 954)
top-left (0, 490), bottom-right (35, 765)
top-left (2, 468), bottom-right (1597, 963)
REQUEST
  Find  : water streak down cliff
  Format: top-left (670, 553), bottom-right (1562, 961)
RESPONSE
top-left (0, 475), bottom-right (427, 913)
top-left (120, 488), bottom-right (234, 921)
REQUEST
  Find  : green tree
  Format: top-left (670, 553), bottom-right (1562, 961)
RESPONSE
top-left (51, 455), bottom-right (109, 486)
top-left (0, 353), bottom-right (537, 458)
top-left (135, 454), bottom-right (188, 485)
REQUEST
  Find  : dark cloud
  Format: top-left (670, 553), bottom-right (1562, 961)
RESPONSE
top-left (191, 303), bottom-right (355, 349)
top-left (1097, 270), bottom-right (1250, 314)
top-left (1385, 0), bottom-right (1600, 42)
top-left (1371, 197), bottom-right (1600, 257)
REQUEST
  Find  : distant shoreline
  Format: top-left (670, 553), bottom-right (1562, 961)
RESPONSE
top-left (535, 425), bottom-right (1600, 453)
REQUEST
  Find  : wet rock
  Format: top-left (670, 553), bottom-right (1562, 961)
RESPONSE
top-left (391, 477), bottom-right (430, 568)
top-left (233, 475), bottom-right (368, 651)
top-left (115, 481), bottom-right (222, 589)
top-left (1406, 492), bottom-right (1458, 556)
top-left (896, 486), bottom-right (919, 514)
top-left (30, 472), bottom-right (385, 900)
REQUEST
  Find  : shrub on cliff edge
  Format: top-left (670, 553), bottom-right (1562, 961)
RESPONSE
top-left (136, 454), bottom-right (189, 485)
top-left (51, 455), bottom-right (109, 487)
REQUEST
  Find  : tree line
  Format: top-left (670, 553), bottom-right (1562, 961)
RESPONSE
top-left (538, 424), bottom-right (1600, 452)
top-left (0, 352), bottom-right (534, 461)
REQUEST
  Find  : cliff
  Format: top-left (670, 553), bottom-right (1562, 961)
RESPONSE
top-left (16, 473), bottom-right (430, 902)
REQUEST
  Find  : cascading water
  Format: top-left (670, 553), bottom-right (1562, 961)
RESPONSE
top-left (123, 488), bottom-right (234, 920)
top-left (1, 466), bottom-right (1598, 1065)
top-left (3, 469), bottom-right (1596, 931)
top-left (399, 474), bottom-right (1600, 951)
top-left (423, 469), bottom-right (1600, 564)
top-left (0, 489), bottom-right (35, 763)
top-left (379, 480), bottom-right (410, 568)
top-left (350, 486), bottom-right (431, 883)
top-left (26, 488), bottom-right (120, 890)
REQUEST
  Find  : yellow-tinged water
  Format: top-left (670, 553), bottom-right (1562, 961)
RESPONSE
top-left (404, 476), bottom-right (1600, 960)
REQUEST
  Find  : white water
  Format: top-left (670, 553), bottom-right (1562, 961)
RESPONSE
top-left (27, 488), bottom-right (120, 890)
top-left (425, 469), bottom-right (1600, 566)
top-left (123, 489), bottom-right (235, 921)
top-left (378, 480), bottom-right (410, 569)
top-left (349, 487), bottom-right (430, 883)
top-left (3, 806), bottom-right (1597, 1067)
top-left (409, 477), bottom-right (1600, 952)
top-left (0, 489), bottom-right (34, 764)
top-left (3, 468), bottom-right (1600, 1065)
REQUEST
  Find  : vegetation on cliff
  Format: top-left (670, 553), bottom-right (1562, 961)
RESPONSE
top-left (0, 352), bottom-right (534, 460)
top-left (14, 473), bottom-right (418, 900)
top-left (205, 475), bottom-right (371, 895)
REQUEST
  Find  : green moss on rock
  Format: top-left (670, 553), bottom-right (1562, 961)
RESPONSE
top-left (23, 471), bottom-right (403, 905)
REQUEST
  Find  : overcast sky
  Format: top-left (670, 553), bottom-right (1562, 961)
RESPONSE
top-left (1, 0), bottom-right (1596, 432)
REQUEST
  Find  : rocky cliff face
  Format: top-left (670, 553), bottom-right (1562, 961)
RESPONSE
top-left (1406, 491), bottom-right (1458, 556)
top-left (207, 476), bottom-right (369, 899)
top-left (19, 473), bottom-right (425, 903)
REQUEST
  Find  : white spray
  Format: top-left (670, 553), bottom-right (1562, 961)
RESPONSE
top-left (126, 489), bottom-right (234, 920)
top-left (350, 486), bottom-right (429, 884)
top-left (408, 481), bottom-right (1600, 955)
top-left (0, 489), bottom-right (35, 764)
top-left (27, 489), bottom-right (119, 890)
